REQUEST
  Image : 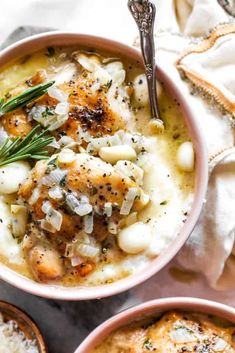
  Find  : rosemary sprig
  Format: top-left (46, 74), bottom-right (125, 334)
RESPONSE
top-left (0, 125), bottom-right (54, 167)
top-left (0, 80), bottom-right (55, 117)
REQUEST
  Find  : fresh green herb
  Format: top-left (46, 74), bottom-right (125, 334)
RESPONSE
top-left (174, 325), bottom-right (195, 334)
top-left (143, 339), bottom-right (153, 350)
top-left (59, 175), bottom-right (66, 187)
top-left (42, 106), bottom-right (55, 117)
top-left (46, 47), bottom-right (55, 57)
top-left (47, 157), bottom-right (58, 167)
top-left (0, 81), bottom-right (55, 117)
top-left (160, 200), bottom-right (167, 205)
top-left (0, 125), bottom-right (54, 167)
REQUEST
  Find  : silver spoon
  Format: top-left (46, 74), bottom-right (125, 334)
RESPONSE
top-left (128, 0), bottom-right (164, 133)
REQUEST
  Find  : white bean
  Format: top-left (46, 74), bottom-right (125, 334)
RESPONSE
top-left (176, 141), bottom-right (195, 172)
top-left (99, 145), bottom-right (136, 164)
top-left (133, 74), bottom-right (149, 105)
top-left (58, 148), bottom-right (76, 164)
top-left (118, 222), bottom-right (152, 254)
top-left (0, 161), bottom-right (30, 194)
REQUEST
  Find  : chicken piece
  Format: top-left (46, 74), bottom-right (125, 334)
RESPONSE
top-left (26, 69), bottom-right (47, 87)
top-left (66, 153), bottom-right (136, 208)
top-left (3, 68), bottom-right (126, 139)
top-left (1, 70), bottom-right (47, 138)
top-left (27, 243), bottom-right (64, 282)
top-left (36, 75), bottom-right (126, 139)
top-left (18, 153), bottom-right (147, 238)
top-left (2, 109), bottom-right (34, 138)
top-left (94, 325), bottom-right (147, 353)
top-left (147, 312), bottom-right (235, 353)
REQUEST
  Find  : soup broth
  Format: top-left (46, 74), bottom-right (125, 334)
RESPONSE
top-left (0, 46), bottom-right (194, 286)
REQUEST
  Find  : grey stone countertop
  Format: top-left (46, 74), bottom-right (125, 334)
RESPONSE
top-left (1, 261), bottom-right (235, 353)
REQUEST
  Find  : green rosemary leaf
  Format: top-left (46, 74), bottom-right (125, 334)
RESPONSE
top-left (0, 125), bottom-right (54, 167)
top-left (0, 80), bottom-right (55, 117)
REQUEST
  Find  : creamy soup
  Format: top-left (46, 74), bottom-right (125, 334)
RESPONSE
top-left (0, 46), bottom-right (195, 286)
top-left (92, 311), bottom-right (235, 353)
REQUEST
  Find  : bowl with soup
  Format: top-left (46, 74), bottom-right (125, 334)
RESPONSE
top-left (0, 32), bottom-right (208, 299)
top-left (75, 297), bottom-right (235, 353)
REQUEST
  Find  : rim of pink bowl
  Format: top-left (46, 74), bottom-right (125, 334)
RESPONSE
top-left (75, 297), bottom-right (235, 353)
top-left (0, 32), bottom-right (208, 300)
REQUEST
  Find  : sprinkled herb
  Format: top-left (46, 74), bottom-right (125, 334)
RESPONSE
top-left (47, 157), bottom-right (58, 167)
top-left (42, 106), bottom-right (55, 117)
top-left (46, 47), bottom-right (55, 57)
top-left (59, 175), bottom-right (67, 187)
top-left (160, 200), bottom-right (167, 205)
top-left (143, 339), bottom-right (153, 350)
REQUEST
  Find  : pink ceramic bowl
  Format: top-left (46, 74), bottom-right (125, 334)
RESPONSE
top-left (0, 32), bottom-right (208, 300)
top-left (75, 297), bottom-right (235, 352)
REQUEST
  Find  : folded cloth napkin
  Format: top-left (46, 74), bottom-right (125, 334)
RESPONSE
top-left (149, 0), bottom-right (235, 290)
top-left (1, 0), bottom-right (235, 290)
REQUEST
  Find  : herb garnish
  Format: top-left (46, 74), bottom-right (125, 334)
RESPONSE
top-left (46, 47), bottom-right (55, 57)
top-left (0, 81), bottom-right (55, 117)
top-left (0, 125), bottom-right (54, 167)
top-left (143, 339), bottom-right (153, 350)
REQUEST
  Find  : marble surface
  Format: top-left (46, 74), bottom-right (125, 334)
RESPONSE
top-left (1, 261), bottom-right (235, 353)
top-left (0, 27), bottom-right (235, 353)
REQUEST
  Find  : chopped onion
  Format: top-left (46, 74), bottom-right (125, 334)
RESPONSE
top-left (77, 243), bottom-right (99, 258)
top-left (58, 136), bottom-right (76, 147)
top-left (65, 243), bottom-right (75, 257)
top-left (136, 152), bottom-right (153, 172)
top-left (48, 187), bottom-right (64, 200)
top-left (71, 256), bottom-right (83, 267)
top-left (77, 231), bottom-right (90, 244)
top-left (28, 187), bottom-right (40, 205)
top-left (122, 132), bottom-right (145, 152)
top-left (55, 102), bottom-right (70, 115)
top-left (120, 187), bottom-right (138, 215)
top-left (75, 52), bottom-right (100, 72)
top-left (66, 193), bottom-right (80, 212)
top-left (48, 115), bottom-right (68, 131)
top-left (104, 202), bottom-right (112, 217)
top-left (28, 105), bottom-right (47, 124)
top-left (75, 203), bottom-right (92, 216)
top-left (41, 200), bottom-right (52, 214)
top-left (108, 221), bottom-right (118, 234)
top-left (42, 169), bottom-right (67, 186)
top-left (115, 160), bottom-right (144, 185)
top-left (48, 139), bottom-right (60, 149)
top-left (40, 219), bottom-right (56, 233)
top-left (46, 209), bottom-right (63, 231)
top-left (77, 127), bottom-right (91, 144)
top-left (58, 149), bottom-right (76, 164)
top-left (88, 134), bottom-right (121, 151)
top-left (48, 86), bottom-right (68, 102)
top-left (170, 327), bottom-right (196, 343)
top-left (213, 337), bottom-right (228, 351)
top-left (80, 195), bottom-right (89, 204)
top-left (84, 213), bottom-right (94, 234)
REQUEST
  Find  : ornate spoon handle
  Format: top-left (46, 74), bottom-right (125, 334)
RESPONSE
top-left (128, 0), bottom-right (164, 132)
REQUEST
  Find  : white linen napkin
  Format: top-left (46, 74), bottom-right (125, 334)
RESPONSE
top-left (0, 0), bottom-right (235, 290)
top-left (151, 0), bottom-right (235, 290)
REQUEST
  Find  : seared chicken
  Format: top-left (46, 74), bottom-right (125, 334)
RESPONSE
top-left (19, 152), bottom-right (147, 282)
top-left (93, 311), bottom-right (235, 353)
